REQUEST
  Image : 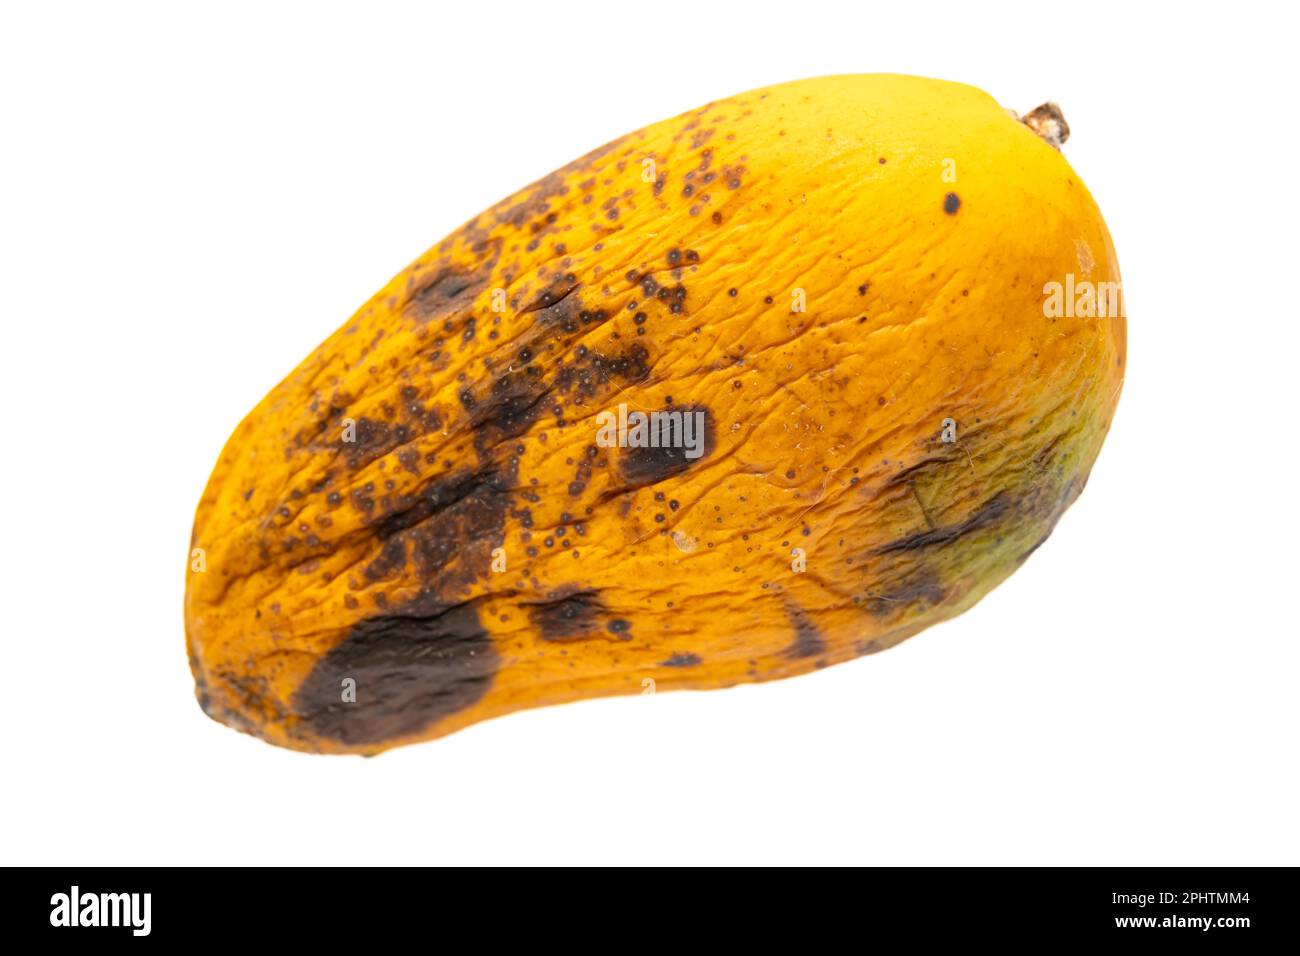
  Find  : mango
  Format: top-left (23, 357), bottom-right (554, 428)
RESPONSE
top-left (186, 74), bottom-right (1126, 754)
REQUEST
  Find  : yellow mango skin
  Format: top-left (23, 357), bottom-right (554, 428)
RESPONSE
top-left (186, 74), bottom-right (1125, 754)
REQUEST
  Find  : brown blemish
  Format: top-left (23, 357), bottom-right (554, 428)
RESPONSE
top-left (862, 566), bottom-right (946, 619)
top-left (408, 267), bottom-right (489, 320)
top-left (246, 139), bottom-right (677, 749)
top-left (363, 537), bottom-right (407, 581)
top-left (554, 342), bottom-right (650, 401)
top-left (660, 652), bottom-right (701, 667)
top-left (871, 492), bottom-right (1011, 555)
top-left (783, 602), bottom-right (826, 659)
top-left (293, 597), bottom-right (497, 747)
top-left (527, 587), bottom-right (606, 641)
top-left (616, 404), bottom-right (715, 488)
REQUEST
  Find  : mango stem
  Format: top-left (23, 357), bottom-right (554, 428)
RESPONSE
top-left (1018, 102), bottom-right (1070, 149)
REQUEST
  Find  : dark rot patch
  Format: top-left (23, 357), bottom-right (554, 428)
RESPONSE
top-left (375, 468), bottom-right (500, 538)
top-left (783, 602), bottom-right (826, 659)
top-left (527, 587), bottom-right (606, 641)
top-left (943, 192), bottom-right (961, 215)
top-left (363, 536), bottom-right (407, 581)
top-left (370, 461), bottom-right (516, 603)
top-left (862, 566), bottom-right (946, 619)
top-left (408, 267), bottom-right (489, 320)
top-left (871, 492), bottom-right (1011, 555)
top-left (617, 404), bottom-right (715, 488)
top-left (293, 598), bottom-right (498, 746)
top-left (659, 652), bottom-right (701, 667)
top-left (344, 416), bottom-right (396, 469)
top-left (468, 368), bottom-right (549, 453)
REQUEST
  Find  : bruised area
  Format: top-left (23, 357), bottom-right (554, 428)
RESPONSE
top-left (521, 585), bottom-right (632, 642)
top-left (783, 601), bottom-right (827, 660)
top-left (525, 587), bottom-right (611, 641)
top-left (617, 404), bottom-right (716, 488)
top-left (871, 492), bottom-right (1012, 556)
top-left (286, 246), bottom-right (677, 742)
top-left (367, 464), bottom-right (516, 585)
top-left (862, 565), bottom-right (947, 620)
top-left (861, 452), bottom-right (1085, 621)
top-left (296, 461), bottom-right (515, 744)
top-left (409, 267), bottom-right (491, 320)
top-left (279, 224), bottom-right (691, 743)
top-left (293, 597), bottom-right (497, 746)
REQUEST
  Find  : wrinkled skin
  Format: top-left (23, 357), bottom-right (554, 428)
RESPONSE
top-left (186, 74), bottom-right (1126, 754)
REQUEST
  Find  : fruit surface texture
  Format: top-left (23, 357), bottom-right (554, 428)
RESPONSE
top-left (186, 74), bottom-right (1126, 754)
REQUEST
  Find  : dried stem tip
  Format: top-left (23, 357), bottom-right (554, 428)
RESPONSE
top-left (1019, 102), bottom-right (1070, 150)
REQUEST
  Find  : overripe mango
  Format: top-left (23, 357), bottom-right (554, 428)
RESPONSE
top-left (186, 74), bottom-right (1126, 754)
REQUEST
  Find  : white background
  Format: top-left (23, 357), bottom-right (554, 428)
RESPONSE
top-left (2, 1), bottom-right (1296, 866)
